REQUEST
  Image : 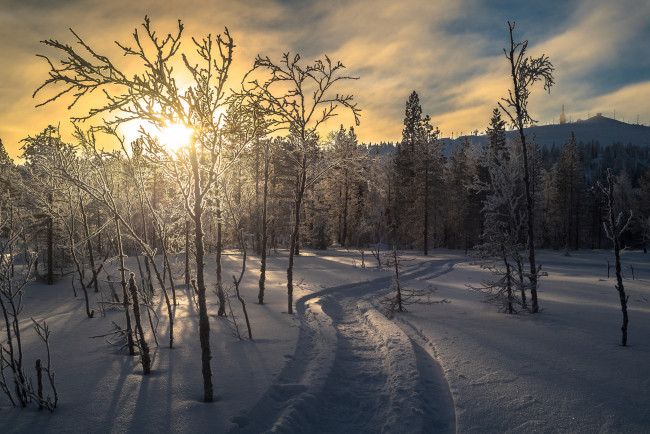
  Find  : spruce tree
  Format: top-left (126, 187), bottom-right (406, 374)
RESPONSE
top-left (553, 132), bottom-right (584, 251)
top-left (393, 91), bottom-right (441, 251)
top-left (0, 139), bottom-right (12, 166)
top-left (486, 109), bottom-right (507, 156)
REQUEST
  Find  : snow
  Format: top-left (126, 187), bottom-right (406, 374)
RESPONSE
top-left (1, 248), bottom-right (649, 433)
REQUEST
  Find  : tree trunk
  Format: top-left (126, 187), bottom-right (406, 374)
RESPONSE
top-left (342, 170), bottom-right (349, 247)
top-left (68, 204), bottom-right (93, 319)
top-left (216, 198), bottom-right (226, 317)
top-left (393, 247), bottom-right (403, 312)
top-left (114, 216), bottom-right (135, 355)
top-left (189, 142), bottom-right (213, 403)
top-left (79, 199), bottom-right (100, 294)
top-left (504, 251), bottom-right (513, 314)
top-left (128, 273), bottom-right (151, 374)
top-left (162, 242), bottom-right (177, 306)
top-left (606, 170), bottom-right (629, 346)
top-left (510, 82), bottom-right (539, 312)
top-left (47, 199), bottom-right (54, 285)
top-left (184, 219), bottom-right (190, 286)
top-left (258, 155), bottom-right (269, 305)
top-left (287, 161), bottom-right (307, 314)
top-left (423, 164), bottom-right (429, 255)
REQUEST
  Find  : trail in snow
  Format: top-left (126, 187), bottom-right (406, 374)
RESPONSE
top-left (300, 298), bottom-right (392, 432)
top-left (230, 262), bottom-right (456, 433)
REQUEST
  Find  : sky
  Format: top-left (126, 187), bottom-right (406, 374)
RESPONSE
top-left (1, 0), bottom-right (649, 160)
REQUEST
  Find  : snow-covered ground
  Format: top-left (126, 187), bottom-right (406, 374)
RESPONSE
top-left (1, 248), bottom-right (649, 433)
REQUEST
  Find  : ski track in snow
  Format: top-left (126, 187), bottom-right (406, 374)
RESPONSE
top-left (230, 262), bottom-right (456, 433)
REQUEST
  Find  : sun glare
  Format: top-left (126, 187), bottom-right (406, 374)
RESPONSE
top-left (159, 123), bottom-right (195, 152)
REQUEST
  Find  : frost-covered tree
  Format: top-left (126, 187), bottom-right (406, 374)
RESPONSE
top-left (34, 17), bottom-right (248, 402)
top-left (380, 246), bottom-right (446, 317)
top-left (237, 52), bottom-right (360, 314)
top-left (0, 214), bottom-right (57, 410)
top-left (498, 21), bottom-right (554, 313)
top-left (599, 168), bottom-right (632, 346)
top-left (364, 149), bottom-right (394, 258)
top-left (20, 126), bottom-right (71, 285)
top-left (306, 126), bottom-right (368, 248)
top-left (328, 126), bottom-right (366, 247)
top-left (444, 138), bottom-right (478, 251)
top-left (486, 108), bottom-right (507, 155)
top-left (0, 139), bottom-right (12, 166)
top-left (471, 141), bottom-right (528, 312)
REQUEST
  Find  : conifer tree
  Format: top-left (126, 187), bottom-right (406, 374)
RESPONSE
top-left (632, 169), bottom-right (650, 252)
top-left (393, 91), bottom-right (441, 252)
top-left (486, 109), bottom-right (507, 155)
top-left (553, 132), bottom-right (585, 251)
top-left (0, 139), bottom-right (12, 166)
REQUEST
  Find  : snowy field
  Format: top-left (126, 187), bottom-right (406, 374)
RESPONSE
top-left (1, 248), bottom-right (649, 433)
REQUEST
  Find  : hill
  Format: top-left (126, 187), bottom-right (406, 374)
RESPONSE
top-left (442, 115), bottom-right (650, 149)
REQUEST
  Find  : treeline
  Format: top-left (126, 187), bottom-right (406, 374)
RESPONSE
top-left (2, 98), bottom-right (649, 280)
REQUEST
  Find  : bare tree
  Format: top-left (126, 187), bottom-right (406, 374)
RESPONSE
top-left (498, 21), bottom-right (554, 313)
top-left (380, 246), bottom-right (446, 318)
top-left (237, 53), bottom-right (360, 314)
top-left (221, 173), bottom-right (253, 340)
top-left (0, 215), bottom-right (57, 410)
top-left (34, 16), bottom-right (260, 402)
top-left (256, 138), bottom-right (273, 305)
top-left (128, 273), bottom-right (151, 374)
top-left (599, 169), bottom-right (632, 346)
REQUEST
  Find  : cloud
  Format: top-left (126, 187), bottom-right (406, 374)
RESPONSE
top-left (1, 0), bottom-right (649, 159)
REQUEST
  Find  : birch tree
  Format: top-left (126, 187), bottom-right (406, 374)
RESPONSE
top-left (236, 53), bottom-right (360, 314)
top-left (599, 169), bottom-right (632, 346)
top-left (498, 21), bottom-right (554, 313)
top-left (34, 16), bottom-right (256, 402)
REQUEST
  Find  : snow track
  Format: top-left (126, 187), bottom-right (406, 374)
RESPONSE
top-left (230, 266), bottom-right (455, 433)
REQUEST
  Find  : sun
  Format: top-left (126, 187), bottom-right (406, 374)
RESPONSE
top-left (118, 120), bottom-right (195, 154)
top-left (158, 123), bottom-right (195, 152)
